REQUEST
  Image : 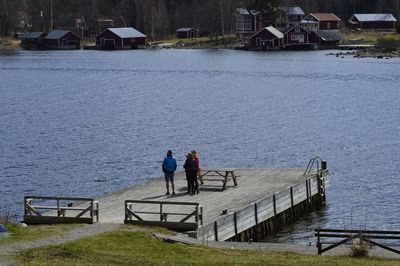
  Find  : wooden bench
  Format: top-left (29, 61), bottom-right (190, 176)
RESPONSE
top-left (198, 168), bottom-right (238, 191)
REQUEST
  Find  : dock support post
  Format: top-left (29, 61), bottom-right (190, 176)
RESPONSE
top-left (234, 212), bottom-right (238, 236)
top-left (214, 221), bottom-right (219, 241)
top-left (273, 194), bottom-right (277, 218)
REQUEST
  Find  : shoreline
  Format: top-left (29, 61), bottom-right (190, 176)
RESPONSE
top-left (0, 37), bottom-right (20, 51)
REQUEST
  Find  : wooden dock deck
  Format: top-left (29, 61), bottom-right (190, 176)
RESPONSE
top-left (94, 167), bottom-right (328, 241)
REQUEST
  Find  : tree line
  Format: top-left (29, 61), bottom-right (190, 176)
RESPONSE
top-left (1, 0), bottom-right (399, 37)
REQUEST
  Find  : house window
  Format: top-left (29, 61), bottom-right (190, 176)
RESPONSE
top-left (295, 25), bottom-right (300, 32)
top-left (327, 22), bottom-right (331, 29)
top-left (291, 34), bottom-right (298, 41)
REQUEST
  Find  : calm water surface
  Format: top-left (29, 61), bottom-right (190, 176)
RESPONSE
top-left (1, 49), bottom-right (399, 243)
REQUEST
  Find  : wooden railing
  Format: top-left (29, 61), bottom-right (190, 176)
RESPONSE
top-left (124, 200), bottom-right (203, 232)
top-left (24, 195), bottom-right (99, 224)
top-left (315, 228), bottom-right (400, 255)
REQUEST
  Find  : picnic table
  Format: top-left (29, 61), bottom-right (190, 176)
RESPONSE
top-left (198, 168), bottom-right (238, 191)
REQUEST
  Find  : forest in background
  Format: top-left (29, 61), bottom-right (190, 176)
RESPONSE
top-left (1, 0), bottom-right (400, 37)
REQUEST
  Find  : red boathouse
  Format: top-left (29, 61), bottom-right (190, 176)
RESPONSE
top-left (43, 30), bottom-right (81, 49)
top-left (283, 24), bottom-right (315, 47)
top-left (348, 14), bottom-right (397, 31)
top-left (176, 28), bottom-right (199, 39)
top-left (249, 26), bottom-right (284, 50)
top-left (95, 27), bottom-right (146, 49)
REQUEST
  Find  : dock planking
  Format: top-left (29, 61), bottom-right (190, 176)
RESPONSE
top-left (94, 168), bottom-right (327, 240)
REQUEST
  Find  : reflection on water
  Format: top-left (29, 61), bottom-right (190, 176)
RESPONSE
top-left (1, 49), bottom-right (400, 243)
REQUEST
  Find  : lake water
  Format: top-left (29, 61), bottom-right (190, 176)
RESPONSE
top-left (1, 49), bottom-right (399, 243)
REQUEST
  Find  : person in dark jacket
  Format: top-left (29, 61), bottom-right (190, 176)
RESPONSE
top-left (191, 150), bottom-right (200, 194)
top-left (162, 150), bottom-right (177, 195)
top-left (183, 153), bottom-right (197, 195)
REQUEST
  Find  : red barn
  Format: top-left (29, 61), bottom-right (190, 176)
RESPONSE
top-left (283, 24), bottom-right (315, 47)
top-left (303, 13), bottom-right (341, 30)
top-left (176, 28), bottom-right (199, 39)
top-left (249, 26), bottom-right (284, 50)
top-left (95, 27), bottom-right (146, 49)
top-left (348, 14), bottom-right (397, 31)
top-left (43, 30), bottom-right (81, 49)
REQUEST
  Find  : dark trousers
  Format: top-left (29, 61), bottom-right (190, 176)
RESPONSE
top-left (186, 172), bottom-right (197, 194)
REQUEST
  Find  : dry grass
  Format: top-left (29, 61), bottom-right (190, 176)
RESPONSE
top-left (344, 30), bottom-right (400, 44)
top-left (0, 37), bottom-right (20, 50)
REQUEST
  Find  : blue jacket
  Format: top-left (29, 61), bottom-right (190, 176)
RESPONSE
top-left (162, 156), bottom-right (177, 172)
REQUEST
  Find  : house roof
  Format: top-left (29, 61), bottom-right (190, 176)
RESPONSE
top-left (176, 28), bottom-right (198, 32)
top-left (21, 32), bottom-right (45, 39)
top-left (104, 27), bottom-right (146, 38)
top-left (283, 24), bottom-right (309, 34)
top-left (45, 30), bottom-right (78, 39)
top-left (351, 14), bottom-right (397, 22)
top-left (278, 6), bottom-right (305, 15)
top-left (236, 8), bottom-right (251, 15)
top-left (313, 30), bottom-right (344, 42)
top-left (251, 26), bottom-right (284, 39)
top-left (309, 13), bottom-right (341, 22)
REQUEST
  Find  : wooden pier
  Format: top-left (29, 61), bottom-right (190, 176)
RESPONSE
top-left (24, 158), bottom-right (329, 242)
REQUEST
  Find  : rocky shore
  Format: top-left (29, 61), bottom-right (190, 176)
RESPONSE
top-left (331, 48), bottom-right (400, 59)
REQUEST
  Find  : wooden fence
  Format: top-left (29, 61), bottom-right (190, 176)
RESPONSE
top-left (124, 200), bottom-right (203, 232)
top-left (315, 228), bottom-right (400, 255)
top-left (24, 195), bottom-right (99, 224)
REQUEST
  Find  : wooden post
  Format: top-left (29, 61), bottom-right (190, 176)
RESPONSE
top-left (290, 187), bottom-right (294, 207)
top-left (254, 203), bottom-right (258, 225)
top-left (214, 221), bottom-right (219, 241)
top-left (90, 200), bottom-right (93, 219)
top-left (195, 204), bottom-right (199, 225)
top-left (305, 180), bottom-right (309, 200)
top-left (160, 202), bottom-right (163, 221)
top-left (234, 212), bottom-right (238, 235)
top-left (317, 228), bottom-right (321, 255)
top-left (273, 194), bottom-right (277, 217)
top-left (57, 197), bottom-right (60, 217)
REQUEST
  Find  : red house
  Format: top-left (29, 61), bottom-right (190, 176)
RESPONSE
top-left (348, 14), bottom-right (397, 31)
top-left (95, 27), bottom-right (146, 49)
top-left (43, 30), bottom-right (80, 49)
top-left (249, 26), bottom-right (284, 50)
top-left (176, 28), bottom-right (199, 39)
top-left (303, 13), bottom-right (341, 30)
top-left (20, 32), bottom-right (46, 49)
top-left (283, 24), bottom-right (315, 47)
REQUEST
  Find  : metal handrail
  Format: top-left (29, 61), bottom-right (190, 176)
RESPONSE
top-left (304, 156), bottom-right (323, 176)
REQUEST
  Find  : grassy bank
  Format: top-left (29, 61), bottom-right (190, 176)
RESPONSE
top-left (344, 31), bottom-right (400, 44)
top-left (150, 34), bottom-right (244, 49)
top-left (13, 229), bottom-right (400, 266)
top-left (0, 37), bottom-right (20, 50)
top-left (0, 223), bottom-right (76, 246)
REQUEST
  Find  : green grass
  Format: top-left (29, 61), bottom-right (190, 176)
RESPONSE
top-left (0, 223), bottom-right (76, 246)
top-left (15, 230), bottom-right (400, 266)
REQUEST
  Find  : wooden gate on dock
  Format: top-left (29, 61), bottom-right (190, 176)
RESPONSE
top-left (24, 196), bottom-right (99, 224)
top-left (315, 228), bottom-right (400, 255)
top-left (124, 200), bottom-right (203, 232)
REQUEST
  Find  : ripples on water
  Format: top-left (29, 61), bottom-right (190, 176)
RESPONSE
top-left (1, 49), bottom-right (399, 243)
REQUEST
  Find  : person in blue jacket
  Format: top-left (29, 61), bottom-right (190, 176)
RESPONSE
top-left (162, 150), bottom-right (177, 195)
